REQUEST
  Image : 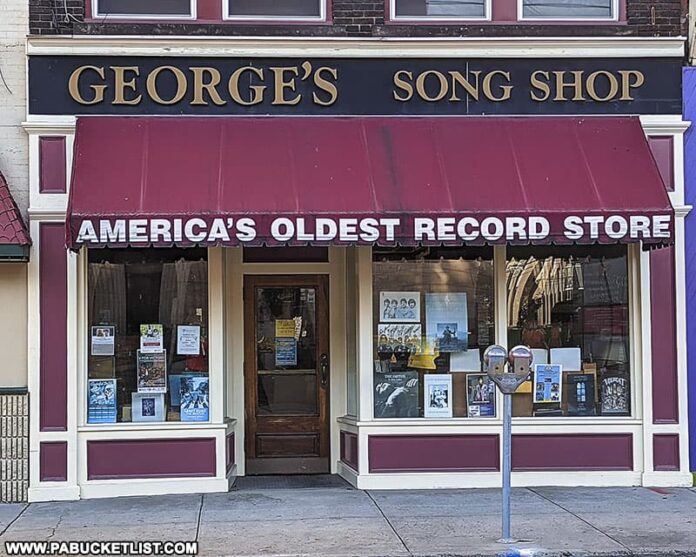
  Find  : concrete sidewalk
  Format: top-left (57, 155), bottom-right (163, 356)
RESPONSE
top-left (1, 483), bottom-right (696, 557)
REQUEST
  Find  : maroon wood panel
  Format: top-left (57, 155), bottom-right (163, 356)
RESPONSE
top-left (87, 438), bottom-right (216, 480)
top-left (340, 431), bottom-right (358, 471)
top-left (39, 137), bottom-right (66, 193)
top-left (653, 434), bottom-right (680, 471)
top-left (648, 136), bottom-right (675, 192)
top-left (512, 434), bottom-right (633, 471)
top-left (40, 441), bottom-right (68, 482)
top-left (650, 246), bottom-right (679, 424)
top-left (197, 0), bottom-right (222, 20)
top-left (39, 223), bottom-right (68, 432)
top-left (368, 434), bottom-right (499, 473)
top-left (226, 433), bottom-right (235, 472)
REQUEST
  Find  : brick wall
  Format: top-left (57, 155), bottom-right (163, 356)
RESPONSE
top-left (28, 0), bottom-right (687, 37)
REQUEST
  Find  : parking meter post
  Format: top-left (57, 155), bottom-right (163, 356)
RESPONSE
top-left (501, 392), bottom-right (512, 542)
top-left (484, 344), bottom-right (533, 545)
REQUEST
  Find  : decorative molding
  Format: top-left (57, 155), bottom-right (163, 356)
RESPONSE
top-left (26, 36), bottom-right (685, 58)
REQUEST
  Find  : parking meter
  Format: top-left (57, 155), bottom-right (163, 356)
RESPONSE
top-left (483, 344), bottom-right (533, 544)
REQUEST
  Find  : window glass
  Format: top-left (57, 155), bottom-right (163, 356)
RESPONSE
top-left (228, 0), bottom-right (322, 18)
top-left (522, 0), bottom-right (613, 18)
top-left (507, 245), bottom-right (630, 418)
top-left (373, 247), bottom-right (495, 419)
top-left (96, 0), bottom-right (192, 16)
top-left (394, 0), bottom-right (486, 18)
top-left (87, 248), bottom-right (209, 424)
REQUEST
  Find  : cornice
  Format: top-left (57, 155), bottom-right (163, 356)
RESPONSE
top-left (26, 35), bottom-right (686, 58)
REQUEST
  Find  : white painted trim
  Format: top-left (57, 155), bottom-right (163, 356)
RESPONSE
top-left (389, 0), bottom-right (492, 22)
top-left (517, 0), bottom-right (619, 22)
top-left (28, 485), bottom-right (81, 503)
top-left (356, 247), bottom-right (373, 423)
top-left (91, 0), bottom-right (196, 20)
top-left (639, 248), bottom-right (654, 476)
top-left (337, 460), bottom-right (359, 487)
top-left (25, 36), bottom-right (685, 59)
top-left (209, 247), bottom-right (226, 425)
top-left (641, 472), bottom-right (693, 487)
top-left (222, 0), bottom-right (326, 22)
top-left (80, 478), bottom-right (228, 500)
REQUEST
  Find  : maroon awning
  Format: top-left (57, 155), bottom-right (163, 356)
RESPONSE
top-left (67, 116), bottom-right (673, 249)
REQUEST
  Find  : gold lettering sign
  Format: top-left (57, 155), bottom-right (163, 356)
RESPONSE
top-left (64, 63), bottom-right (648, 109)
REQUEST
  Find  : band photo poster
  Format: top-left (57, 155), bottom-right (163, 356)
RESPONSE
top-left (424, 374), bottom-right (453, 418)
top-left (139, 323), bottom-right (164, 353)
top-left (374, 371), bottom-right (419, 418)
top-left (466, 374), bottom-right (496, 417)
top-left (136, 350), bottom-right (167, 393)
top-left (380, 291), bottom-right (421, 323)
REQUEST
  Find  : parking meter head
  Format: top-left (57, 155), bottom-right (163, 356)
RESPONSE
top-left (483, 345), bottom-right (508, 376)
top-left (508, 345), bottom-right (533, 375)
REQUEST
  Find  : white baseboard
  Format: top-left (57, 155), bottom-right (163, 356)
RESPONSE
top-left (642, 471), bottom-right (693, 487)
top-left (79, 477), bottom-right (229, 499)
top-left (337, 461), bottom-right (358, 487)
top-left (28, 485), bottom-right (81, 502)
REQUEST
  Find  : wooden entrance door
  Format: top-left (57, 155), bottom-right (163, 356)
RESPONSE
top-left (244, 275), bottom-right (330, 475)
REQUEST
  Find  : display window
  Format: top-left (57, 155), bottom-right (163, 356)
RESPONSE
top-left (506, 245), bottom-right (631, 417)
top-left (87, 248), bottom-right (209, 424)
top-left (372, 247), bottom-right (496, 419)
top-left (521, 0), bottom-right (615, 19)
top-left (93, 0), bottom-right (195, 18)
top-left (391, 0), bottom-right (488, 19)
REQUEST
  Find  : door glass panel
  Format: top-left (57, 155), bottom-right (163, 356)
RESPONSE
top-left (255, 287), bottom-right (318, 415)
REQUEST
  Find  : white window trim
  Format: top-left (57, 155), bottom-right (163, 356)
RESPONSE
top-left (389, 0), bottom-right (492, 22)
top-left (222, 0), bottom-right (327, 22)
top-left (92, 0), bottom-right (197, 20)
top-left (518, 0), bottom-right (619, 22)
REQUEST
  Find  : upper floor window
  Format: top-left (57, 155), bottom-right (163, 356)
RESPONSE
top-left (94, 0), bottom-right (195, 18)
top-left (392, 0), bottom-right (488, 20)
top-left (521, 0), bottom-right (616, 19)
top-left (225, 0), bottom-right (325, 20)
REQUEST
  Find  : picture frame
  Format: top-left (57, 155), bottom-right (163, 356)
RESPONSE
top-left (466, 373), bottom-right (496, 417)
top-left (131, 392), bottom-right (165, 422)
top-left (379, 291), bottom-right (421, 323)
top-left (424, 373), bottom-right (453, 418)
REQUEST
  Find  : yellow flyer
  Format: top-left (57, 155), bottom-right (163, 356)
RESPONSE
top-left (275, 319), bottom-right (296, 338)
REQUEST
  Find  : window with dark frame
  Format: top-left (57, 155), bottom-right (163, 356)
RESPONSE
top-left (226, 0), bottom-right (324, 19)
top-left (521, 0), bottom-right (614, 19)
top-left (94, 0), bottom-right (194, 17)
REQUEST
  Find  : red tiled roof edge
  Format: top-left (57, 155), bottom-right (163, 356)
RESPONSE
top-left (0, 171), bottom-right (31, 246)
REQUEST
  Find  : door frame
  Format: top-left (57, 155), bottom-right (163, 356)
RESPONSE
top-left (243, 274), bottom-right (331, 474)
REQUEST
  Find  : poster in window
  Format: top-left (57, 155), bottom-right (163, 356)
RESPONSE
top-left (180, 376), bottom-right (210, 422)
top-left (600, 373), bottom-right (630, 415)
top-left (275, 337), bottom-right (298, 366)
top-left (275, 319), bottom-right (296, 338)
top-left (131, 392), bottom-right (165, 422)
top-left (533, 364), bottom-right (562, 404)
top-left (139, 324), bottom-right (164, 353)
top-left (136, 350), bottom-right (167, 393)
top-left (91, 326), bottom-right (115, 356)
top-left (374, 371), bottom-right (419, 418)
top-left (424, 374), bottom-right (453, 418)
top-left (177, 325), bottom-right (200, 356)
top-left (567, 374), bottom-right (596, 416)
top-left (87, 379), bottom-right (117, 423)
top-left (425, 293), bottom-right (468, 353)
top-left (168, 372), bottom-right (207, 407)
top-left (377, 324), bottom-right (422, 350)
top-left (379, 292), bottom-right (420, 323)
top-left (466, 374), bottom-right (496, 417)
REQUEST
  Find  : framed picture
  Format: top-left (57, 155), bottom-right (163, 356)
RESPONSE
top-left (136, 350), bottom-right (167, 393)
top-left (176, 325), bottom-right (200, 356)
top-left (466, 374), bottom-right (496, 417)
top-left (87, 379), bottom-right (117, 424)
top-left (533, 364), bottom-right (563, 404)
top-left (180, 376), bottom-right (210, 422)
top-left (379, 291), bottom-right (421, 323)
top-left (374, 371), bottom-right (419, 418)
top-left (131, 392), bottom-right (165, 422)
top-left (139, 323), bottom-right (164, 353)
top-left (424, 374), bottom-right (453, 418)
top-left (425, 293), bottom-right (468, 353)
top-left (91, 326), bottom-right (115, 356)
top-left (600, 373), bottom-right (630, 416)
top-left (567, 373), bottom-right (597, 416)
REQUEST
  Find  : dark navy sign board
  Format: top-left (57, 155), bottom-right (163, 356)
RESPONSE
top-left (29, 56), bottom-right (682, 116)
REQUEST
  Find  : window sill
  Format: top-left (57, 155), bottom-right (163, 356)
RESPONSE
top-left (351, 417), bottom-right (641, 427)
top-left (78, 422), bottom-right (230, 433)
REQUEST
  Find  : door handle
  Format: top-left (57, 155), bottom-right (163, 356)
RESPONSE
top-left (320, 353), bottom-right (329, 389)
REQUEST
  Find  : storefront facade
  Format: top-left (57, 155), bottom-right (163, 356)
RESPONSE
top-left (25, 31), bottom-right (693, 500)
